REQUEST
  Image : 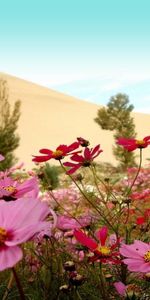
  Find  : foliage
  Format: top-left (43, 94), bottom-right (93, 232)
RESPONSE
top-left (94, 93), bottom-right (137, 169)
top-left (36, 163), bottom-right (60, 190)
top-left (0, 79), bottom-right (21, 170)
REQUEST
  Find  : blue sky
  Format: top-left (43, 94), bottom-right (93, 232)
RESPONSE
top-left (0, 0), bottom-right (150, 112)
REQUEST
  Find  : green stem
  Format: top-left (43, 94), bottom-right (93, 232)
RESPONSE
top-left (12, 268), bottom-right (26, 300)
top-left (125, 148), bottom-right (142, 196)
top-left (75, 288), bottom-right (83, 300)
top-left (60, 161), bottom-right (116, 232)
top-left (99, 263), bottom-right (109, 300)
top-left (2, 272), bottom-right (14, 300)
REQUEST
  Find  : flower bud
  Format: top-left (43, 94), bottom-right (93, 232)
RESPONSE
top-left (59, 284), bottom-right (70, 293)
top-left (63, 261), bottom-right (76, 272)
top-left (69, 272), bottom-right (85, 286)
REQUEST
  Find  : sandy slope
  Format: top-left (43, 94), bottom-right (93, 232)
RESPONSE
top-left (0, 72), bottom-right (150, 170)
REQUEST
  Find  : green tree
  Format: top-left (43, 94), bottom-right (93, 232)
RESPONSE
top-left (94, 93), bottom-right (137, 169)
top-left (0, 79), bottom-right (21, 170)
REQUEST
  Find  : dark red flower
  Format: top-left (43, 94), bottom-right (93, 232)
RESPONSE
top-left (77, 137), bottom-right (90, 147)
top-left (117, 136), bottom-right (150, 151)
top-left (74, 226), bottom-right (120, 264)
top-left (63, 145), bottom-right (103, 174)
top-left (32, 142), bottom-right (80, 162)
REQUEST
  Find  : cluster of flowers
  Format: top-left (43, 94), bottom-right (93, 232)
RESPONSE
top-left (1, 135), bottom-right (150, 299)
top-left (32, 135), bottom-right (150, 298)
top-left (0, 156), bottom-right (56, 272)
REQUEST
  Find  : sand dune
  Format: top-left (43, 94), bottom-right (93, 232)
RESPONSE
top-left (0, 72), bottom-right (150, 170)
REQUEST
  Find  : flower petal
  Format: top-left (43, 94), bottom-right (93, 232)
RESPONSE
top-left (74, 229), bottom-right (97, 250)
top-left (0, 245), bottom-right (22, 271)
top-left (96, 226), bottom-right (108, 246)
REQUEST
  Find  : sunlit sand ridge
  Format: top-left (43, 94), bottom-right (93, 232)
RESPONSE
top-left (0, 72), bottom-right (150, 169)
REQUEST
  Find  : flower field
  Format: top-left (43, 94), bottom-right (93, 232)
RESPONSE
top-left (1, 136), bottom-right (150, 299)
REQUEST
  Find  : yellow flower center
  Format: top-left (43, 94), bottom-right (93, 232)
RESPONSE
top-left (136, 139), bottom-right (145, 145)
top-left (144, 250), bottom-right (150, 262)
top-left (0, 227), bottom-right (7, 245)
top-left (96, 245), bottom-right (111, 256)
top-left (52, 150), bottom-right (63, 158)
top-left (3, 186), bottom-right (17, 193)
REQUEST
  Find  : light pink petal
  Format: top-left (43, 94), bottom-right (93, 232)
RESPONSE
top-left (138, 262), bottom-right (150, 273)
top-left (0, 245), bottom-right (22, 271)
top-left (123, 258), bottom-right (144, 272)
top-left (6, 222), bottom-right (50, 245)
top-left (114, 281), bottom-right (126, 296)
top-left (74, 229), bottom-right (97, 251)
top-left (15, 177), bottom-right (39, 197)
top-left (0, 198), bottom-right (49, 229)
top-left (120, 243), bottom-right (145, 259)
top-left (133, 240), bottom-right (150, 253)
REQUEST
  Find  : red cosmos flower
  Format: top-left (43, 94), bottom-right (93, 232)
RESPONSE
top-left (32, 142), bottom-right (80, 162)
top-left (74, 226), bottom-right (120, 264)
top-left (117, 136), bottom-right (150, 151)
top-left (63, 145), bottom-right (103, 174)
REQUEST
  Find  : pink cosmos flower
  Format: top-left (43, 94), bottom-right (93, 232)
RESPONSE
top-left (57, 215), bottom-right (91, 232)
top-left (0, 176), bottom-right (39, 201)
top-left (114, 281), bottom-right (141, 297)
top-left (74, 226), bottom-right (120, 263)
top-left (0, 197), bottom-right (51, 271)
top-left (120, 240), bottom-right (150, 272)
top-left (32, 142), bottom-right (80, 162)
top-left (117, 136), bottom-right (150, 151)
top-left (64, 145), bottom-right (103, 174)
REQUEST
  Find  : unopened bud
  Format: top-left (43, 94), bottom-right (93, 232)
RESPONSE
top-left (69, 273), bottom-right (85, 286)
top-left (59, 284), bottom-right (70, 293)
top-left (63, 261), bottom-right (76, 272)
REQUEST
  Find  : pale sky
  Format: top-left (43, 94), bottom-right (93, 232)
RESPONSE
top-left (1, 0), bottom-right (150, 112)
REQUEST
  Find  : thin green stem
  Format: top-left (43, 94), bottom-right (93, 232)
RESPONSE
top-left (2, 272), bottom-right (14, 300)
top-left (12, 268), bottom-right (26, 300)
top-left (59, 161), bottom-right (117, 232)
top-left (125, 148), bottom-right (142, 196)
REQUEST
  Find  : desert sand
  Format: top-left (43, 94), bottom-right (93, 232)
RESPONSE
top-left (0, 72), bottom-right (150, 170)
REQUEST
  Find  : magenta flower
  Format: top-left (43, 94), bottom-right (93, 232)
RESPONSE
top-left (114, 281), bottom-right (141, 297)
top-left (64, 145), bottom-right (103, 174)
top-left (120, 240), bottom-right (150, 272)
top-left (32, 142), bottom-right (80, 162)
top-left (0, 197), bottom-right (51, 271)
top-left (117, 136), bottom-right (150, 151)
top-left (0, 176), bottom-right (39, 201)
top-left (74, 226), bottom-right (120, 263)
top-left (57, 215), bottom-right (91, 232)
